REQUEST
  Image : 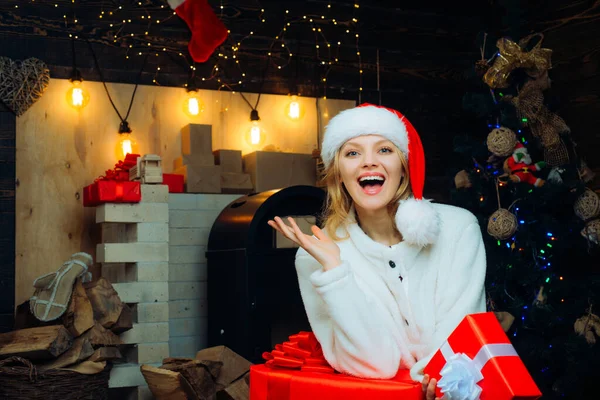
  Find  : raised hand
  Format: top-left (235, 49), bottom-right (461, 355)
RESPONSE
top-left (268, 216), bottom-right (342, 271)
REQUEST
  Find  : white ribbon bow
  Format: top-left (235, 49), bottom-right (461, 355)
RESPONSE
top-left (437, 342), bottom-right (518, 400)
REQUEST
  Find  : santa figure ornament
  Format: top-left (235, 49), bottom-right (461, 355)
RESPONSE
top-left (502, 143), bottom-right (546, 187)
top-left (168, 0), bottom-right (228, 63)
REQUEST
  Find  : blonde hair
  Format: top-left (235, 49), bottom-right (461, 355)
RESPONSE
top-left (321, 146), bottom-right (411, 240)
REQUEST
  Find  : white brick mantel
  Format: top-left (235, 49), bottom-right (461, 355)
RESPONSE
top-left (167, 193), bottom-right (243, 358)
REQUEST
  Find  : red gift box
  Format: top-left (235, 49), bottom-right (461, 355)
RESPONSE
top-left (83, 154), bottom-right (142, 207)
top-left (162, 173), bottom-right (184, 193)
top-left (250, 332), bottom-right (423, 400)
top-left (423, 312), bottom-right (542, 400)
top-left (83, 180), bottom-right (141, 207)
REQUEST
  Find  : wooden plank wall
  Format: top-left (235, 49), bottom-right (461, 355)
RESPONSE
top-left (0, 103), bottom-right (16, 332)
top-left (13, 78), bottom-right (354, 306)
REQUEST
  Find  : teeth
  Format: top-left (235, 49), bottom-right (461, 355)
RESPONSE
top-left (359, 176), bottom-right (384, 182)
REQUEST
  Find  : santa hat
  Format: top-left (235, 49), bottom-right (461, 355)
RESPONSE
top-left (322, 103), bottom-right (440, 247)
top-left (168, 0), bottom-right (228, 63)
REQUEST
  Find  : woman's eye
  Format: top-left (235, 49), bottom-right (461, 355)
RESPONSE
top-left (380, 147), bottom-right (393, 153)
top-left (345, 150), bottom-right (358, 157)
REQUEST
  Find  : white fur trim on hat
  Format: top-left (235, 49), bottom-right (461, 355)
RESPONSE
top-left (167, 0), bottom-right (186, 10)
top-left (395, 198), bottom-right (440, 247)
top-left (321, 106), bottom-right (409, 167)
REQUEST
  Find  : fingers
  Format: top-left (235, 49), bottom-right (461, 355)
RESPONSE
top-left (268, 217), bottom-right (302, 247)
top-left (421, 375), bottom-right (438, 400)
top-left (273, 217), bottom-right (297, 239)
top-left (267, 220), bottom-right (283, 235)
top-left (311, 225), bottom-right (328, 241)
top-left (421, 374), bottom-right (430, 393)
top-left (287, 217), bottom-right (309, 247)
top-left (427, 378), bottom-right (437, 400)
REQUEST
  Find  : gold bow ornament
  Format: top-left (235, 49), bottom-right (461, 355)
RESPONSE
top-left (483, 33), bottom-right (553, 89)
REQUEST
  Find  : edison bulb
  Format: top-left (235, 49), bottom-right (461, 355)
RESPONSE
top-left (285, 95), bottom-right (305, 121)
top-left (66, 80), bottom-right (90, 110)
top-left (184, 90), bottom-right (204, 117)
top-left (115, 133), bottom-right (139, 160)
top-left (245, 121), bottom-right (266, 147)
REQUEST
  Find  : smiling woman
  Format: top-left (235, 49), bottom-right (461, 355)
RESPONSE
top-left (268, 103), bottom-right (488, 400)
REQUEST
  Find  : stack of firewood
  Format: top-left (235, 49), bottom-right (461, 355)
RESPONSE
top-left (0, 277), bottom-right (130, 373)
top-left (141, 345), bottom-right (252, 400)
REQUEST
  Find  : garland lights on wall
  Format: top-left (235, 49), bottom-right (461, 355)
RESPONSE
top-left (17, 0), bottom-right (364, 100)
top-left (14, 0), bottom-right (365, 152)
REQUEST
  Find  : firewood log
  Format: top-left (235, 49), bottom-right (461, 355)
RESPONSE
top-left (62, 279), bottom-right (95, 337)
top-left (196, 346), bottom-right (252, 387)
top-left (161, 360), bottom-right (217, 399)
top-left (0, 325), bottom-right (73, 360)
top-left (110, 303), bottom-right (133, 334)
top-left (217, 372), bottom-right (250, 400)
top-left (84, 277), bottom-right (124, 328)
top-left (80, 321), bottom-right (122, 347)
top-left (141, 364), bottom-right (197, 400)
top-left (87, 346), bottom-right (122, 362)
top-left (38, 336), bottom-right (94, 371)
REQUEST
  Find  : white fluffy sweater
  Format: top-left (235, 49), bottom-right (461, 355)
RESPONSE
top-left (295, 203), bottom-right (487, 382)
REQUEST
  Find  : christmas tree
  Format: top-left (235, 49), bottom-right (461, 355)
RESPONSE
top-left (450, 33), bottom-right (600, 399)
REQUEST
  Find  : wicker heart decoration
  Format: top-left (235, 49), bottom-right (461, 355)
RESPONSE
top-left (0, 57), bottom-right (50, 116)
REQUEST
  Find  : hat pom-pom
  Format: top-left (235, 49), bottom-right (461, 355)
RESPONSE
top-left (395, 198), bottom-right (440, 247)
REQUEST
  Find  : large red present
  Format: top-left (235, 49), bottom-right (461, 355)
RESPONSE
top-left (83, 180), bottom-right (141, 207)
top-left (250, 332), bottom-right (423, 400)
top-left (423, 312), bottom-right (542, 400)
top-left (83, 154), bottom-right (142, 207)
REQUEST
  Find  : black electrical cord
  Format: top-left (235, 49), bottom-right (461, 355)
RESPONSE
top-left (85, 38), bottom-right (148, 128)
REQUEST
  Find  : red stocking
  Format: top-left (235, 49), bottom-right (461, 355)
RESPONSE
top-left (168, 0), bottom-right (228, 63)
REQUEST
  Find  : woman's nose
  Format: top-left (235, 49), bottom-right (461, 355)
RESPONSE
top-left (362, 151), bottom-right (378, 167)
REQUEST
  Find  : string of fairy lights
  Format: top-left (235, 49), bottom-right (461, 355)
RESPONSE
top-left (16, 0), bottom-right (365, 98)
top-left (11, 0), bottom-right (369, 155)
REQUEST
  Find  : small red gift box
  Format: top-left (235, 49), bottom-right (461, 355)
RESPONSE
top-left (83, 180), bottom-right (141, 207)
top-left (162, 173), bottom-right (184, 193)
top-left (250, 332), bottom-right (423, 400)
top-left (423, 312), bottom-right (542, 400)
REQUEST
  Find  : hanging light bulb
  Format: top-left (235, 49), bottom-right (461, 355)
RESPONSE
top-left (285, 94), bottom-right (305, 121)
top-left (183, 85), bottom-right (204, 117)
top-left (245, 109), bottom-right (266, 147)
top-left (115, 121), bottom-right (139, 160)
top-left (65, 69), bottom-right (90, 110)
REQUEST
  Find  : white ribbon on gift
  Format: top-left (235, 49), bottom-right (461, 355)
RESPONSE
top-left (437, 341), bottom-right (518, 400)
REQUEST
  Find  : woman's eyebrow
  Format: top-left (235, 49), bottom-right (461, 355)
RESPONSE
top-left (342, 139), bottom-right (392, 149)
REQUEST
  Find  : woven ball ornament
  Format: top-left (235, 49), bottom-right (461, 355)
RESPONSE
top-left (574, 188), bottom-right (600, 221)
top-left (581, 219), bottom-right (600, 246)
top-left (574, 312), bottom-right (600, 345)
top-left (454, 170), bottom-right (472, 189)
top-left (487, 208), bottom-right (518, 240)
top-left (487, 127), bottom-right (517, 157)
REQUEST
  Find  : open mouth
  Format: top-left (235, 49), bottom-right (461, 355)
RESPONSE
top-left (358, 175), bottom-right (385, 195)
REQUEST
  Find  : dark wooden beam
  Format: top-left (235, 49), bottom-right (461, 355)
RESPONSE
top-left (0, 102), bottom-right (16, 333)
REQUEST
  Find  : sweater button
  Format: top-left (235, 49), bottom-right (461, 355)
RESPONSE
top-left (389, 260), bottom-right (396, 268)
